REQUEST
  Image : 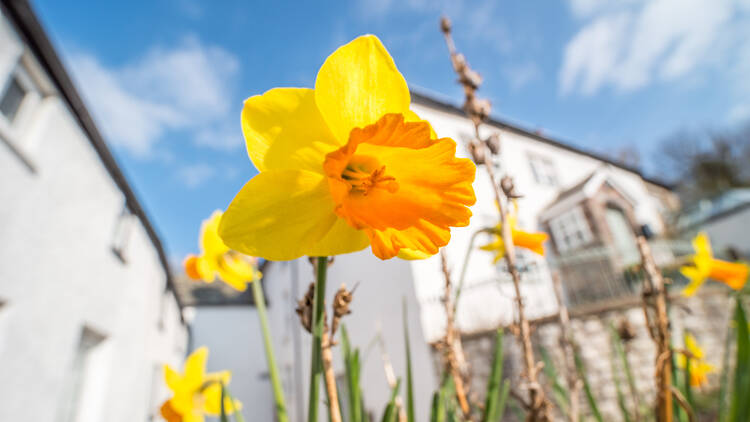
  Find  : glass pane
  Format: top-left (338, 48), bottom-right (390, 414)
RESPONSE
top-left (0, 76), bottom-right (26, 123)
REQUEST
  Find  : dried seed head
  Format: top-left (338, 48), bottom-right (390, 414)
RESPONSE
top-left (467, 140), bottom-right (486, 165)
top-left (295, 282), bottom-right (315, 334)
top-left (485, 133), bottom-right (501, 155)
top-left (501, 176), bottom-right (522, 199)
top-left (617, 318), bottom-right (637, 343)
top-left (330, 283), bottom-right (354, 340)
top-left (440, 16), bottom-right (452, 34)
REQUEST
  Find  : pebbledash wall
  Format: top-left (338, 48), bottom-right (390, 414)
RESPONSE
top-left (0, 3), bottom-right (187, 422)
top-left (456, 287), bottom-right (735, 421)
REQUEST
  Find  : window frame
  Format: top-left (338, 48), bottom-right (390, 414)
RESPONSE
top-left (549, 206), bottom-right (593, 253)
top-left (528, 154), bottom-right (558, 187)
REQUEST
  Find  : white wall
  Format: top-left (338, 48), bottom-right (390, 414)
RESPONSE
top-left (213, 252), bottom-right (440, 422)
top-left (0, 11), bottom-right (187, 421)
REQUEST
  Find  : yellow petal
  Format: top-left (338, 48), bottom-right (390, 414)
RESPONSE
top-left (216, 255), bottom-right (257, 291)
top-left (305, 217), bottom-right (370, 257)
top-left (219, 170), bottom-right (340, 261)
top-left (398, 248), bottom-right (432, 260)
top-left (183, 347), bottom-right (208, 389)
top-left (315, 35), bottom-right (410, 142)
top-left (404, 109), bottom-right (437, 139)
top-left (201, 210), bottom-right (228, 257)
top-left (684, 334), bottom-right (704, 359)
top-left (693, 232), bottom-right (713, 259)
top-left (164, 364), bottom-right (183, 392)
top-left (680, 266), bottom-right (705, 297)
top-left (202, 383), bottom-right (242, 415)
top-left (242, 88), bottom-right (340, 173)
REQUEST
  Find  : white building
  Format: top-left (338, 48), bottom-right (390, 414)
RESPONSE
top-left (0, 2), bottom-right (188, 421)
top-left (182, 91), bottom-right (678, 421)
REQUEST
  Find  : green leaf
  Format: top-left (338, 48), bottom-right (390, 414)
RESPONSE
top-left (718, 318), bottom-right (734, 422)
top-left (403, 298), bottom-right (415, 422)
top-left (220, 383), bottom-right (230, 422)
top-left (608, 323), bottom-right (642, 420)
top-left (381, 378), bottom-right (402, 422)
top-left (607, 325), bottom-right (632, 422)
top-left (730, 300), bottom-right (750, 422)
top-left (574, 349), bottom-right (604, 422)
top-left (495, 379), bottom-right (511, 422)
top-left (341, 325), bottom-right (362, 422)
top-left (539, 345), bottom-right (569, 416)
top-left (482, 329), bottom-right (506, 422)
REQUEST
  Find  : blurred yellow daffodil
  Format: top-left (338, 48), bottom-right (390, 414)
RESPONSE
top-left (218, 35), bottom-right (476, 261)
top-left (680, 232), bottom-right (748, 297)
top-left (184, 210), bottom-right (261, 291)
top-left (161, 347), bottom-right (241, 422)
top-left (676, 333), bottom-right (714, 387)
top-left (480, 215), bottom-right (548, 263)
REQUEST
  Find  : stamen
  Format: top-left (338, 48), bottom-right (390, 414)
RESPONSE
top-left (342, 160), bottom-right (398, 195)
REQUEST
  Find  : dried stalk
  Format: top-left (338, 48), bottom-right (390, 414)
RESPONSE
top-left (636, 236), bottom-right (673, 422)
top-left (551, 273), bottom-right (581, 422)
top-left (440, 251), bottom-right (472, 418)
top-left (440, 16), bottom-right (550, 422)
top-left (321, 331), bottom-right (343, 422)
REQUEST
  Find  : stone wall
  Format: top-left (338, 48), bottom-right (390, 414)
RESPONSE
top-left (442, 288), bottom-right (735, 421)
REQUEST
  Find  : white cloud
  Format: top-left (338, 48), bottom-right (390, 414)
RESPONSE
top-left (504, 62), bottom-right (541, 91)
top-left (194, 123), bottom-right (244, 151)
top-left (560, 0), bottom-right (746, 96)
top-left (68, 37), bottom-right (241, 157)
top-left (177, 163), bottom-right (215, 188)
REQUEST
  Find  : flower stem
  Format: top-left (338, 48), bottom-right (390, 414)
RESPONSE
top-left (251, 276), bottom-right (289, 422)
top-left (454, 227), bottom-right (492, 315)
top-left (308, 257), bottom-right (328, 422)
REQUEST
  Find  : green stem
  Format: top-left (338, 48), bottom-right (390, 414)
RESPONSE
top-left (308, 257), bottom-right (328, 422)
top-left (454, 228), bottom-right (491, 314)
top-left (251, 276), bottom-right (289, 422)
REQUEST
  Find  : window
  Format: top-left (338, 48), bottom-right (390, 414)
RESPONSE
top-left (57, 326), bottom-right (107, 422)
top-left (0, 75), bottom-right (26, 122)
top-left (529, 155), bottom-right (557, 186)
top-left (549, 206), bottom-right (592, 253)
top-left (111, 206), bottom-right (136, 263)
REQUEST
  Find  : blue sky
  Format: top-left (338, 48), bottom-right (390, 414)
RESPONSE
top-left (32, 0), bottom-right (750, 261)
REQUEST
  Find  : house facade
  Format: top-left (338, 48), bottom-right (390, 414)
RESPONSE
top-left (0, 2), bottom-right (187, 421)
top-left (408, 91), bottom-right (678, 341)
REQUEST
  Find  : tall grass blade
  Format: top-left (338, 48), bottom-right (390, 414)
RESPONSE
top-left (496, 379), bottom-right (511, 421)
top-left (539, 345), bottom-right (569, 416)
top-left (220, 383), bottom-right (229, 422)
top-left (607, 324), bottom-right (632, 422)
top-left (717, 317), bottom-right (734, 422)
top-left (381, 378), bottom-right (402, 422)
top-left (729, 300), bottom-right (750, 422)
top-left (403, 298), bottom-right (415, 422)
top-left (482, 329), bottom-right (505, 422)
top-left (341, 325), bottom-right (362, 422)
top-left (608, 323), bottom-right (641, 420)
top-left (573, 349), bottom-right (603, 422)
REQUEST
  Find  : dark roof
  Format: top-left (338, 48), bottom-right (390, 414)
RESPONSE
top-left (1, 0), bottom-right (184, 318)
top-left (410, 90), bottom-right (672, 189)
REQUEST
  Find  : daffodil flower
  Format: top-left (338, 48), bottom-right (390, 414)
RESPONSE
top-left (218, 35), bottom-right (476, 261)
top-left (680, 232), bottom-right (749, 297)
top-left (184, 210), bottom-right (262, 291)
top-left (480, 215), bottom-right (548, 263)
top-left (676, 333), bottom-right (714, 387)
top-left (161, 347), bottom-right (241, 422)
